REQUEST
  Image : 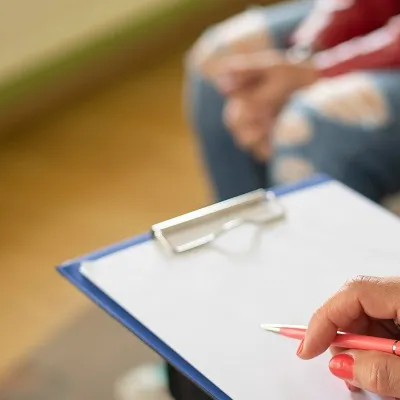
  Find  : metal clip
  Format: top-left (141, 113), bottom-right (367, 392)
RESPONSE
top-left (152, 189), bottom-right (285, 253)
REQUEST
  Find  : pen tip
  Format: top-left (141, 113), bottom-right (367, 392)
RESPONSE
top-left (260, 324), bottom-right (281, 333)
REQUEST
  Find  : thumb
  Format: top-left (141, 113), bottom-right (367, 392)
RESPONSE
top-left (329, 351), bottom-right (400, 397)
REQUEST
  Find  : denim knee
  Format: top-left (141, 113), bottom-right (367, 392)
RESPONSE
top-left (185, 70), bottom-right (267, 200)
top-left (185, 71), bottom-right (226, 142)
top-left (270, 99), bottom-right (389, 202)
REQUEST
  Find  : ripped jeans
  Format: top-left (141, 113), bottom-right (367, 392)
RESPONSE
top-left (187, 1), bottom-right (400, 204)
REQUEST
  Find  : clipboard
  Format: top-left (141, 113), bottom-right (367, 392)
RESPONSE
top-left (57, 174), bottom-right (397, 400)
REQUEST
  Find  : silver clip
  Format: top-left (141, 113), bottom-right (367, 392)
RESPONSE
top-left (152, 189), bottom-right (285, 254)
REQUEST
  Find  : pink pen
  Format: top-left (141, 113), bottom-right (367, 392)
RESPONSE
top-left (261, 324), bottom-right (400, 355)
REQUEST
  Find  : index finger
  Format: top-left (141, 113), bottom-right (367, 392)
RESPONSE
top-left (299, 276), bottom-right (400, 360)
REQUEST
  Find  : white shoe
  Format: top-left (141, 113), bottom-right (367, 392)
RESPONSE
top-left (114, 363), bottom-right (172, 400)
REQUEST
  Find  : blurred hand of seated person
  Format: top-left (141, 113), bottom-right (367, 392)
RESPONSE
top-left (186, 4), bottom-right (319, 161)
top-left (187, 8), bottom-right (275, 77)
top-left (212, 50), bottom-right (318, 161)
top-left (185, 0), bottom-right (400, 206)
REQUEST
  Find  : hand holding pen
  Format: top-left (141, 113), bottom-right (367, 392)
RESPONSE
top-left (263, 276), bottom-right (400, 398)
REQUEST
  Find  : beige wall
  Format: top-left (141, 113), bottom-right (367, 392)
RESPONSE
top-left (0, 0), bottom-right (187, 82)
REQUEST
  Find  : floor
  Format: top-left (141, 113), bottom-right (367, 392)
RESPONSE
top-left (0, 53), bottom-right (210, 379)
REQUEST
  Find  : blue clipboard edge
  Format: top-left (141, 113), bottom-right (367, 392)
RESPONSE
top-left (57, 173), bottom-right (331, 400)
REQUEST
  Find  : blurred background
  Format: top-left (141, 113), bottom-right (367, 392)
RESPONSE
top-left (4, 0), bottom-right (400, 399)
top-left (0, 0), bottom-right (264, 398)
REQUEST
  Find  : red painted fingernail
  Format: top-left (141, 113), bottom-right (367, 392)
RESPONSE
top-left (345, 382), bottom-right (359, 392)
top-left (296, 339), bottom-right (304, 356)
top-left (329, 354), bottom-right (354, 380)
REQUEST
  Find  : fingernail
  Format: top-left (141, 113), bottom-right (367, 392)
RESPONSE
top-left (345, 382), bottom-right (359, 392)
top-left (329, 354), bottom-right (354, 380)
top-left (296, 339), bottom-right (304, 356)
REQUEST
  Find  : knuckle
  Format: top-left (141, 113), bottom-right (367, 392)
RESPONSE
top-left (188, 29), bottom-right (219, 71)
top-left (311, 300), bottom-right (333, 324)
top-left (345, 275), bottom-right (377, 291)
top-left (309, 308), bottom-right (323, 325)
top-left (188, 10), bottom-right (268, 72)
top-left (365, 357), bottom-right (394, 394)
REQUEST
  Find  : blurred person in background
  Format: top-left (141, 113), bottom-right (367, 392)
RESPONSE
top-left (188, 0), bottom-right (400, 205)
top-left (116, 1), bottom-right (400, 399)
